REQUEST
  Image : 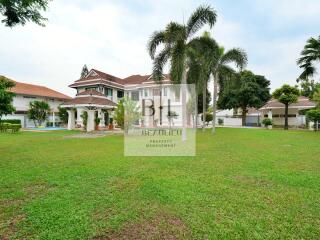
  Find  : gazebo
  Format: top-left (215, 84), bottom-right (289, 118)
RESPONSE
top-left (61, 89), bottom-right (117, 131)
top-left (260, 96), bottom-right (316, 127)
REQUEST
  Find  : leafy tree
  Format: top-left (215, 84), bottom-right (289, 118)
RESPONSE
top-left (307, 109), bottom-right (320, 131)
top-left (297, 35), bottom-right (320, 81)
top-left (114, 97), bottom-right (140, 134)
top-left (27, 100), bottom-right (50, 127)
top-left (114, 98), bottom-right (124, 129)
top-left (0, 0), bottom-right (50, 27)
top-left (272, 84), bottom-right (300, 130)
top-left (0, 76), bottom-right (15, 123)
top-left (313, 87), bottom-right (320, 108)
top-left (210, 46), bottom-right (247, 133)
top-left (58, 106), bottom-right (68, 124)
top-left (148, 4), bottom-right (217, 140)
top-left (201, 112), bottom-right (213, 125)
top-left (218, 71), bottom-right (270, 126)
top-left (299, 79), bottom-right (320, 98)
top-left (80, 64), bottom-right (89, 79)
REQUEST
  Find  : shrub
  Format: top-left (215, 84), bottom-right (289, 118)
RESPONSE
top-left (201, 113), bottom-right (213, 123)
top-left (0, 119), bottom-right (21, 124)
top-left (262, 118), bottom-right (272, 126)
top-left (81, 111), bottom-right (88, 130)
top-left (94, 117), bottom-right (101, 126)
top-left (218, 118), bottom-right (224, 125)
top-left (0, 123), bottom-right (21, 133)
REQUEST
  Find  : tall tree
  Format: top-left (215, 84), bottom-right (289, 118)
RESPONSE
top-left (148, 4), bottom-right (217, 140)
top-left (27, 100), bottom-right (50, 127)
top-left (80, 64), bottom-right (89, 79)
top-left (187, 31), bottom-right (218, 130)
top-left (307, 109), bottom-right (320, 131)
top-left (313, 87), bottom-right (320, 108)
top-left (299, 79), bottom-right (320, 98)
top-left (218, 71), bottom-right (270, 126)
top-left (0, 76), bottom-right (15, 122)
top-left (272, 84), bottom-right (300, 130)
top-left (0, 0), bottom-right (50, 27)
top-left (297, 35), bottom-right (320, 81)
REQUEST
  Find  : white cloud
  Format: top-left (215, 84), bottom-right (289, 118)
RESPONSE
top-left (0, 0), bottom-right (319, 97)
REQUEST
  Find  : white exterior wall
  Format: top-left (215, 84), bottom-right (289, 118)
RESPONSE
top-left (2, 94), bottom-right (66, 128)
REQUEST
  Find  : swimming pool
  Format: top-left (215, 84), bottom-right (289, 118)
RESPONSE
top-left (29, 127), bottom-right (66, 131)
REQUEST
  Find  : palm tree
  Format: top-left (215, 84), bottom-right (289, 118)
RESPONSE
top-left (187, 32), bottom-right (219, 131)
top-left (210, 46), bottom-right (247, 133)
top-left (147, 5), bottom-right (217, 140)
top-left (187, 32), bottom-right (247, 133)
top-left (297, 35), bottom-right (320, 81)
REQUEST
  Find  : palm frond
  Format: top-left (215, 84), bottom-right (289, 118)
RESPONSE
top-left (152, 47), bottom-right (170, 82)
top-left (170, 41), bottom-right (186, 84)
top-left (297, 65), bottom-right (317, 81)
top-left (220, 48), bottom-right (248, 70)
top-left (165, 22), bottom-right (186, 44)
top-left (148, 31), bottom-right (166, 59)
top-left (186, 5), bottom-right (217, 37)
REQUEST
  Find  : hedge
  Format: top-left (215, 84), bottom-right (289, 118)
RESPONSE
top-left (0, 123), bottom-right (22, 133)
top-left (0, 119), bottom-right (21, 124)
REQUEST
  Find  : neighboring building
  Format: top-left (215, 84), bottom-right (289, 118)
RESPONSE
top-left (260, 96), bottom-right (316, 127)
top-left (2, 77), bottom-right (71, 128)
top-left (62, 69), bottom-right (194, 131)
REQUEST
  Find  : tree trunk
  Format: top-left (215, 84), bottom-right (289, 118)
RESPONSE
top-left (241, 108), bottom-right (247, 126)
top-left (202, 81), bottom-right (206, 131)
top-left (181, 63), bottom-right (187, 141)
top-left (212, 73), bottom-right (218, 134)
top-left (284, 104), bottom-right (289, 130)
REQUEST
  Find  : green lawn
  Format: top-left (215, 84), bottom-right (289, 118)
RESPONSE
top-left (0, 128), bottom-right (319, 239)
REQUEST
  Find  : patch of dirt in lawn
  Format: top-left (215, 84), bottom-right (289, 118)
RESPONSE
top-left (233, 175), bottom-right (273, 187)
top-left (93, 213), bottom-right (190, 240)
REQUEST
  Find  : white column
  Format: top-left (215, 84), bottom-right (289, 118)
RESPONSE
top-left (67, 110), bottom-right (75, 130)
top-left (99, 109), bottom-right (105, 127)
top-left (52, 112), bottom-right (55, 128)
top-left (87, 110), bottom-right (95, 132)
top-left (268, 110), bottom-right (272, 120)
top-left (76, 108), bottom-right (84, 126)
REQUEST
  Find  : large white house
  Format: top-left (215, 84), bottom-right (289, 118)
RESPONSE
top-left (2, 77), bottom-right (71, 128)
top-left (62, 69), bottom-right (195, 131)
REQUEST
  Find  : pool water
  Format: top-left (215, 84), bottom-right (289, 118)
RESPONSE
top-left (30, 127), bottom-right (66, 131)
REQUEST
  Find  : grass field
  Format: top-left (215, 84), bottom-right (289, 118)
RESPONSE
top-left (0, 128), bottom-right (319, 239)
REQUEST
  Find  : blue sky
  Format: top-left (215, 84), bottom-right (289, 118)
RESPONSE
top-left (0, 0), bottom-right (319, 96)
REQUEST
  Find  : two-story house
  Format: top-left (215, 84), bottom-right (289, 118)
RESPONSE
top-left (2, 77), bottom-right (71, 128)
top-left (62, 69), bottom-right (194, 131)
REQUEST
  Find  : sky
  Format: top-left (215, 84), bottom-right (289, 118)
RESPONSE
top-left (0, 0), bottom-right (320, 97)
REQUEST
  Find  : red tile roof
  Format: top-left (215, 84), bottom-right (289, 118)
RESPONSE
top-left (260, 96), bottom-right (316, 109)
top-left (4, 77), bottom-right (71, 100)
top-left (65, 96), bottom-right (117, 107)
top-left (70, 69), bottom-right (171, 88)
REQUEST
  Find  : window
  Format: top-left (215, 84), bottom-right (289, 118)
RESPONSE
top-left (144, 89), bottom-right (148, 97)
top-left (105, 88), bottom-right (113, 97)
top-left (163, 87), bottom-right (167, 97)
top-left (174, 89), bottom-right (180, 102)
top-left (117, 90), bottom-right (124, 99)
top-left (23, 96), bottom-right (36, 99)
top-left (85, 87), bottom-right (97, 91)
top-left (131, 91), bottom-right (140, 101)
top-left (153, 89), bottom-right (160, 96)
